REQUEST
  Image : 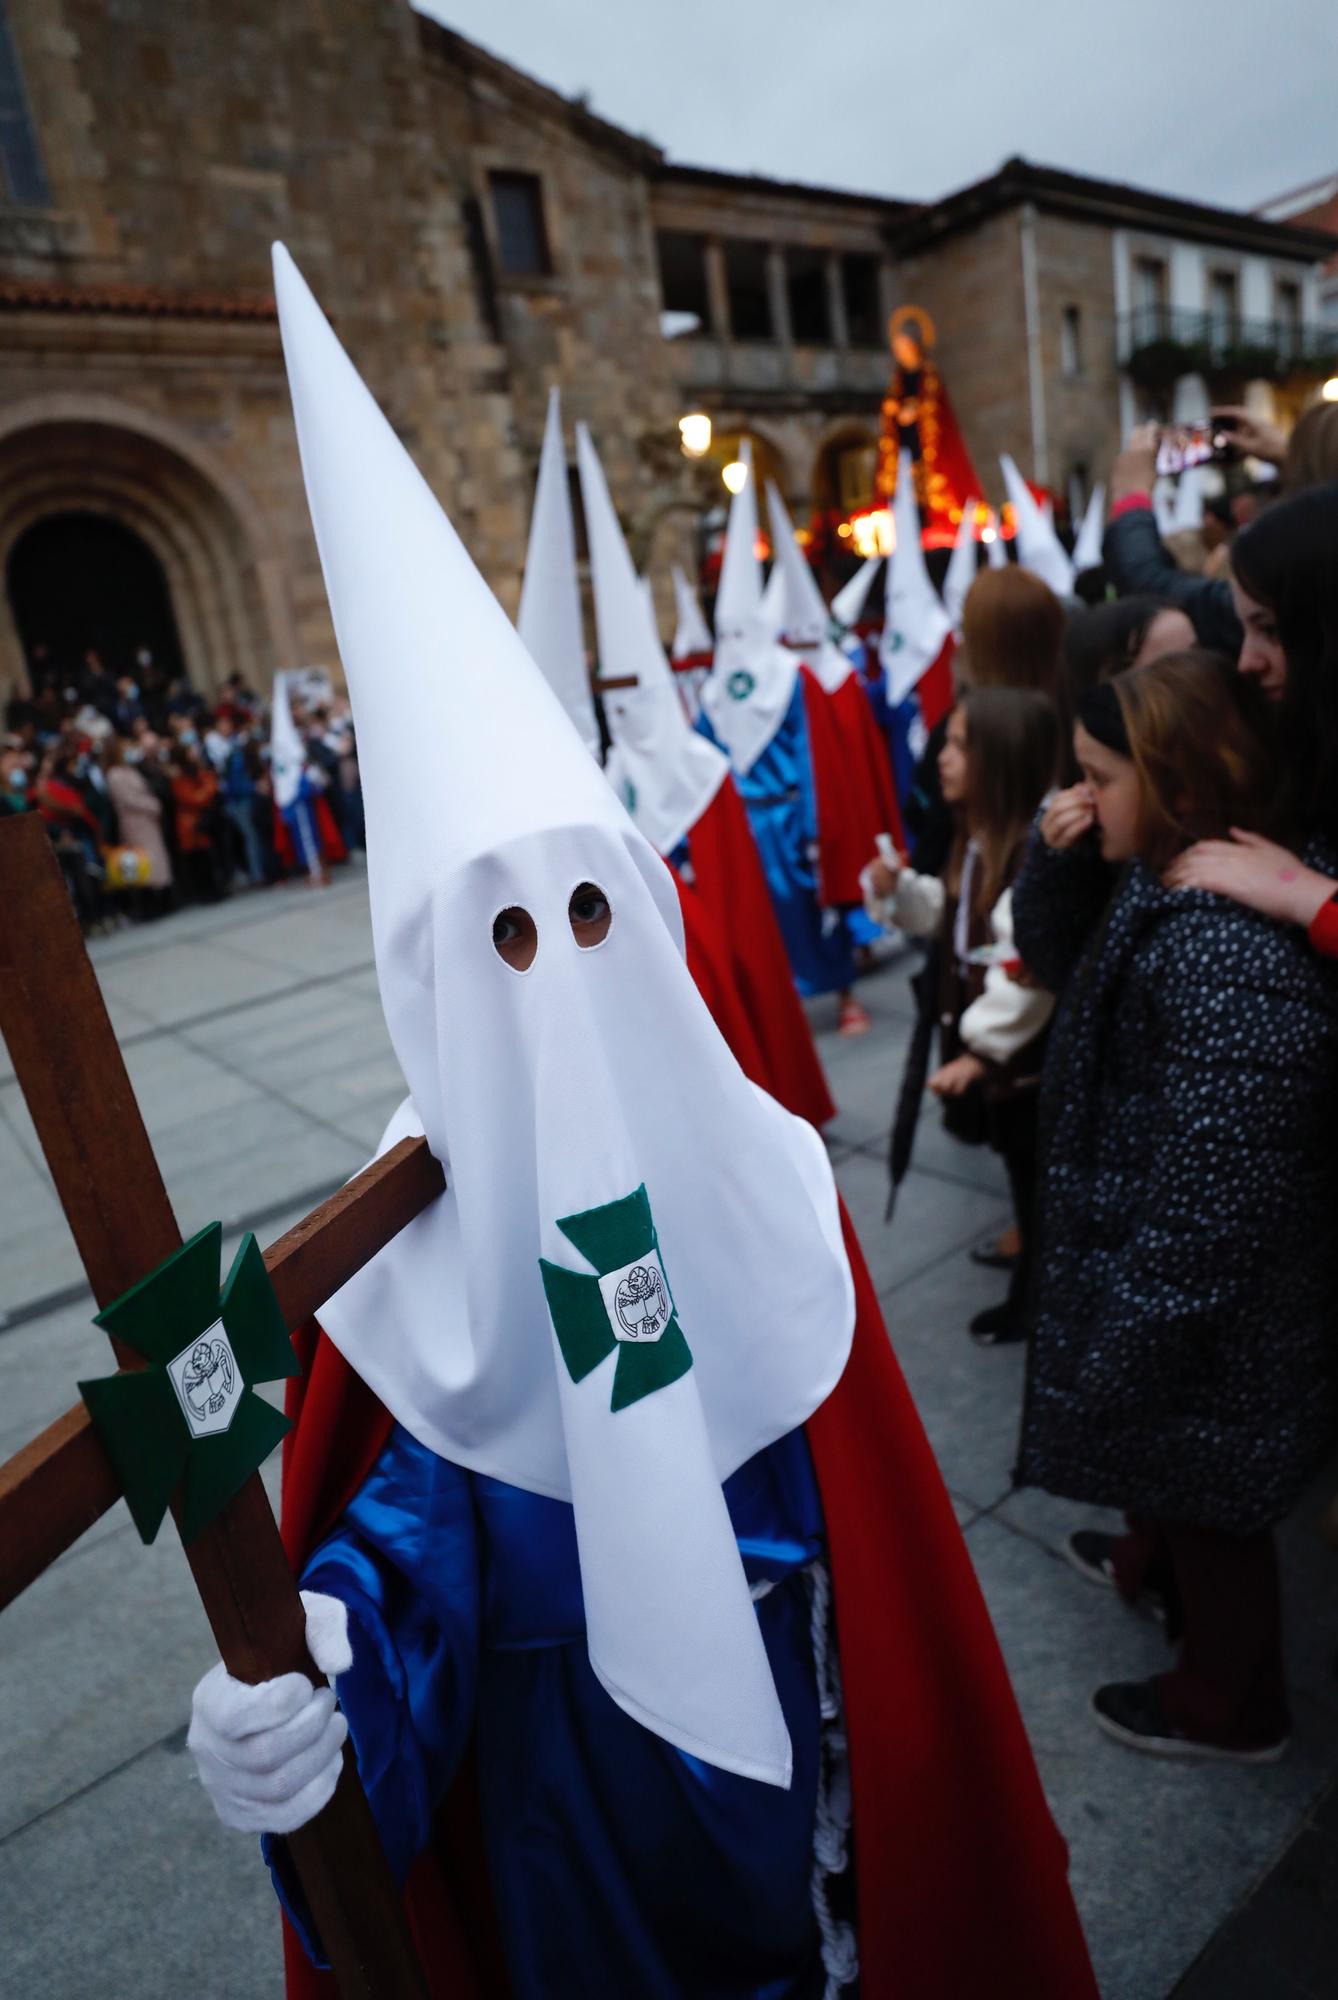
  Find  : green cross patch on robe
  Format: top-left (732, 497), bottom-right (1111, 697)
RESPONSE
top-left (538, 1184), bottom-right (693, 1412)
top-left (78, 1223), bottom-right (300, 1546)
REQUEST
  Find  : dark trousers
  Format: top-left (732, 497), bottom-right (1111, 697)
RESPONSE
top-left (989, 1091), bottom-right (1038, 1322)
top-left (1112, 1515), bottom-right (1289, 1745)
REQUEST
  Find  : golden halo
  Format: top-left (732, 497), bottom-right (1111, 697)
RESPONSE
top-left (888, 303), bottom-right (937, 353)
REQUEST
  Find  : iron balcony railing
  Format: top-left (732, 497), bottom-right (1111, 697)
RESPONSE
top-left (1119, 304), bottom-right (1338, 379)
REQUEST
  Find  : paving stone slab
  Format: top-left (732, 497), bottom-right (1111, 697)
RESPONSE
top-left (873, 1246), bottom-right (1030, 1511)
top-left (964, 1512), bottom-right (1338, 2000)
top-left (0, 1724), bottom-right (284, 2000)
top-left (833, 1143), bottom-right (1012, 1304)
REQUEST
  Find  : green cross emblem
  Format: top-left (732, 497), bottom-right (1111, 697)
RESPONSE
top-left (78, 1223), bottom-right (300, 1546)
top-left (726, 668), bottom-right (756, 701)
top-left (538, 1185), bottom-right (693, 1412)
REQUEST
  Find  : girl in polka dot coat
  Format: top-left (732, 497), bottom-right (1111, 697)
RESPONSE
top-left (1012, 652), bottom-right (1338, 1757)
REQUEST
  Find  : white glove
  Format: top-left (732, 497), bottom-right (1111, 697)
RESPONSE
top-left (187, 1589), bottom-right (353, 1835)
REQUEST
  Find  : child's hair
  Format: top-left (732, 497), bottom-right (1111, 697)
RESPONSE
top-left (960, 567), bottom-right (1065, 698)
top-left (1062, 594), bottom-right (1183, 699)
top-left (956, 687), bottom-right (1060, 914)
top-left (1096, 649), bottom-right (1276, 874)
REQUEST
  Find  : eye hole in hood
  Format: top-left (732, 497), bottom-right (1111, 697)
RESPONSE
top-left (492, 905), bottom-right (538, 971)
top-left (569, 881), bottom-right (612, 949)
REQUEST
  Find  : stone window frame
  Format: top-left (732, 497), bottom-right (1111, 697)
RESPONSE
top-left (1059, 302), bottom-right (1084, 380)
top-left (473, 152), bottom-right (566, 294)
top-left (1203, 256), bottom-right (1243, 338)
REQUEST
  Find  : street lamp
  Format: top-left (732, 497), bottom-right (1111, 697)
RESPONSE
top-left (678, 412), bottom-right (712, 457)
top-left (1323, 377), bottom-right (1338, 404)
top-left (721, 459), bottom-right (748, 495)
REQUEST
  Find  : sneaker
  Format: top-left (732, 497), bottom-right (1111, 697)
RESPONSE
top-left (1091, 1679), bottom-right (1289, 1765)
top-left (1064, 1531), bottom-right (1169, 1625)
top-left (837, 998), bottom-right (871, 1037)
top-left (968, 1302), bottom-right (1025, 1346)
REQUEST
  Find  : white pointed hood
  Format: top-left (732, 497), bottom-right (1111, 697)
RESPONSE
top-left (880, 450), bottom-right (952, 707)
top-left (830, 556), bottom-right (882, 632)
top-left (576, 423), bottom-right (728, 856)
top-left (671, 564), bottom-right (713, 659)
top-left (1071, 482), bottom-right (1106, 574)
top-left (999, 455), bottom-right (1075, 598)
top-left (518, 388), bottom-right (599, 756)
top-left (942, 499), bottom-right (980, 638)
top-left (269, 670), bottom-right (306, 811)
top-left (273, 245), bottom-right (853, 1789)
top-left (765, 482), bottom-right (851, 692)
top-left (700, 442), bottom-right (797, 774)
top-left (713, 439), bottom-right (764, 638)
top-left (986, 512), bottom-right (1008, 570)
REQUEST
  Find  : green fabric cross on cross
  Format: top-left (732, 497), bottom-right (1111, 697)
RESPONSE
top-left (79, 1222), bottom-right (300, 1546)
top-left (539, 1184), bottom-right (693, 1413)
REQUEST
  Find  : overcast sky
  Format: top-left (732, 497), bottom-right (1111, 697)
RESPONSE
top-left (418, 0), bottom-right (1335, 213)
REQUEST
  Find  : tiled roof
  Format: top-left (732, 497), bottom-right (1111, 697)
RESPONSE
top-left (0, 278), bottom-right (277, 319)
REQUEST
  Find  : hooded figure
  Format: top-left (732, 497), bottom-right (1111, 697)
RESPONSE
top-left (270, 670), bottom-right (341, 882)
top-left (187, 247), bottom-right (1098, 2000)
top-left (669, 561), bottom-right (714, 720)
top-left (696, 452), bottom-right (866, 1023)
top-left (579, 423), bottom-right (833, 1129)
top-left (766, 483), bottom-right (905, 905)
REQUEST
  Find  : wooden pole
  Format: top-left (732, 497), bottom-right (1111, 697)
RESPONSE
top-left (0, 813), bottom-right (429, 1999)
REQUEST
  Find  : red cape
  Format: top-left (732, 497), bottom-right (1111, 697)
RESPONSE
top-left (685, 777), bottom-right (834, 1128)
top-left (830, 673), bottom-right (906, 858)
top-left (671, 860), bottom-right (773, 1098)
top-left (279, 1214), bottom-right (1096, 2000)
top-left (915, 635), bottom-right (957, 735)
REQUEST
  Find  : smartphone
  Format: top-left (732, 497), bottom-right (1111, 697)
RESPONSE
top-left (1155, 423), bottom-right (1228, 479)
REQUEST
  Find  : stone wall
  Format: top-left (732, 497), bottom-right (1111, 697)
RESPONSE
top-left (0, 0), bottom-right (527, 693)
top-left (1032, 211), bottom-right (1122, 501)
top-left (418, 20), bottom-right (693, 603)
top-left (896, 209), bottom-right (1033, 510)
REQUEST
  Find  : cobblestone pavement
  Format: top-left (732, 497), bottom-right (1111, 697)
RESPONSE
top-left (3, 858), bottom-right (1336, 1998)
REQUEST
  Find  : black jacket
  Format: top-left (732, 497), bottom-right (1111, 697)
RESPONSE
top-left (1012, 832), bottom-right (1338, 1533)
top-left (1103, 504), bottom-right (1243, 656)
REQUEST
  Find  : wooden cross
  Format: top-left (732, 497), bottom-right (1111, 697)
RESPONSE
top-left (0, 809), bottom-right (444, 1998)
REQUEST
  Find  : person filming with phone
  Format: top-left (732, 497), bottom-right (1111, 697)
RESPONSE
top-left (1104, 404), bottom-right (1338, 651)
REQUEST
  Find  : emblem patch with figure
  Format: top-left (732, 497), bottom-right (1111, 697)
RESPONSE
top-left (166, 1319), bottom-right (244, 1438)
top-left (538, 1186), bottom-right (693, 1410)
top-left (726, 669), bottom-right (756, 702)
top-left (607, 1256), bottom-right (670, 1343)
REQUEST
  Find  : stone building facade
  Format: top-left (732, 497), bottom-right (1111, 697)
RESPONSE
top-left (894, 160), bottom-right (1337, 520)
top-left (0, 5), bottom-right (1332, 701)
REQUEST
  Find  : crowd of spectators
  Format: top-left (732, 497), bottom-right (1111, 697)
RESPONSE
top-left (1, 647), bottom-right (362, 934)
top-left (861, 393), bottom-right (1338, 1767)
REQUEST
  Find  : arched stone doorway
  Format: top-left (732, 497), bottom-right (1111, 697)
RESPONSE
top-left (813, 424), bottom-right (878, 518)
top-left (0, 406), bottom-right (289, 703)
top-left (8, 512), bottom-right (187, 691)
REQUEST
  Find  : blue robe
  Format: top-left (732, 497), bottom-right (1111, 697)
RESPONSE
top-left (697, 682), bottom-right (857, 997)
top-left (271, 1425), bottom-right (832, 1999)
